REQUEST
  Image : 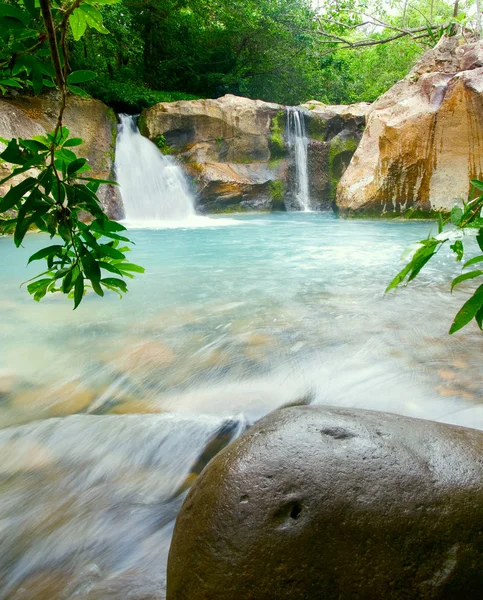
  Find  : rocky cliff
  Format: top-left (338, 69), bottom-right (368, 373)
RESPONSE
top-left (337, 36), bottom-right (483, 216)
top-left (0, 93), bottom-right (121, 219)
top-left (140, 95), bottom-right (369, 212)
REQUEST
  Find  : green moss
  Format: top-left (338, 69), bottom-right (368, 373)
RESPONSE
top-left (138, 113), bottom-right (147, 136)
top-left (155, 134), bottom-right (173, 155)
top-left (270, 179), bottom-right (286, 211)
top-left (269, 158), bottom-right (282, 169)
top-left (270, 179), bottom-right (285, 202)
top-left (328, 136), bottom-right (359, 198)
top-left (270, 110), bottom-right (286, 158)
top-left (308, 117), bottom-right (327, 142)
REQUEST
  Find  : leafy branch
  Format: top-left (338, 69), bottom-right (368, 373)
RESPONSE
top-left (386, 181), bottom-right (483, 333)
top-left (0, 0), bottom-right (144, 308)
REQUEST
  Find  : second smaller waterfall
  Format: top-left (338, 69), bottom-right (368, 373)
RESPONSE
top-left (286, 107), bottom-right (311, 212)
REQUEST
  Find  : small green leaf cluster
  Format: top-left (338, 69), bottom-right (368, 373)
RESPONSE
top-left (0, 125), bottom-right (144, 309)
top-left (387, 180), bottom-right (483, 334)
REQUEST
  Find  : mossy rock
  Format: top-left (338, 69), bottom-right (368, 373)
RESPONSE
top-left (269, 110), bottom-right (286, 158)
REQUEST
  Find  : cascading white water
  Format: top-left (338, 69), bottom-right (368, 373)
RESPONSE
top-left (115, 114), bottom-right (196, 225)
top-left (286, 107), bottom-right (311, 212)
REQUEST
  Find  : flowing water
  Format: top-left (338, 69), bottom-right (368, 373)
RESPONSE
top-left (115, 115), bottom-right (196, 226)
top-left (286, 107), bottom-right (311, 211)
top-left (1, 213), bottom-right (483, 597)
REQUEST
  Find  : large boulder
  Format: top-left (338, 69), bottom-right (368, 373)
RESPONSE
top-left (0, 93), bottom-right (122, 219)
top-left (337, 36), bottom-right (483, 216)
top-left (140, 95), bottom-right (367, 212)
top-left (167, 405), bottom-right (483, 600)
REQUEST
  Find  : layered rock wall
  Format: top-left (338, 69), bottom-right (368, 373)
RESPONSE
top-left (140, 95), bottom-right (369, 212)
top-left (337, 37), bottom-right (483, 216)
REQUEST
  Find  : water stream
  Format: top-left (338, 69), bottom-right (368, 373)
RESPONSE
top-left (286, 107), bottom-right (311, 212)
top-left (115, 114), bottom-right (196, 226)
top-left (1, 213), bottom-right (483, 596)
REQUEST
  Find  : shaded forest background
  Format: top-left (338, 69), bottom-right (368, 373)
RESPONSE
top-left (68, 0), bottom-right (462, 112)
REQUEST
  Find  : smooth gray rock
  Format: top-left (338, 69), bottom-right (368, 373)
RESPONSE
top-left (167, 405), bottom-right (483, 600)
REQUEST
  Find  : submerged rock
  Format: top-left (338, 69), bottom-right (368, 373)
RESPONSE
top-left (167, 405), bottom-right (483, 599)
top-left (0, 93), bottom-right (121, 219)
top-left (337, 36), bottom-right (483, 216)
top-left (140, 95), bottom-right (367, 212)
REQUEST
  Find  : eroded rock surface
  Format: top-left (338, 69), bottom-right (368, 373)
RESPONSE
top-left (167, 405), bottom-right (483, 599)
top-left (141, 95), bottom-right (367, 212)
top-left (337, 36), bottom-right (483, 215)
top-left (0, 93), bottom-right (122, 219)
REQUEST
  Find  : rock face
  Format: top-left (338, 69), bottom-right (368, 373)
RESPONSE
top-left (140, 95), bottom-right (368, 212)
top-left (167, 405), bottom-right (483, 600)
top-left (0, 93), bottom-right (122, 219)
top-left (337, 36), bottom-right (483, 216)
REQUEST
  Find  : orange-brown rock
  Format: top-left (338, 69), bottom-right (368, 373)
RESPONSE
top-left (337, 36), bottom-right (483, 216)
top-left (0, 93), bottom-right (122, 218)
top-left (141, 95), bottom-right (367, 212)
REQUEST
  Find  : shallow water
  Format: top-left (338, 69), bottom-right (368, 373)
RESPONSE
top-left (1, 212), bottom-right (482, 597)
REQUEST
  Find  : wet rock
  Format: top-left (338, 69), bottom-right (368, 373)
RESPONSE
top-left (141, 95), bottom-right (368, 212)
top-left (337, 36), bottom-right (483, 216)
top-left (167, 405), bottom-right (483, 600)
top-left (104, 338), bottom-right (176, 377)
top-left (12, 382), bottom-right (95, 417)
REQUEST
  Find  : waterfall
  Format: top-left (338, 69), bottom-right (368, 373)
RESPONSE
top-left (286, 107), bottom-right (311, 212)
top-left (115, 114), bottom-right (196, 225)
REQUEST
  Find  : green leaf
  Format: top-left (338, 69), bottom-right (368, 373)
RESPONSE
top-left (67, 158), bottom-right (88, 176)
top-left (27, 278), bottom-right (51, 295)
top-left (81, 249), bottom-right (103, 296)
top-left (0, 3), bottom-right (30, 24)
top-left (67, 84), bottom-right (91, 99)
top-left (63, 138), bottom-right (83, 147)
top-left (92, 218), bottom-right (127, 233)
top-left (470, 179), bottom-right (483, 191)
top-left (451, 270), bottom-right (483, 291)
top-left (450, 240), bottom-right (464, 262)
top-left (0, 139), bottom-right (26, 165)
top-left (437, 212), bottom-right (444, 234)
top-left (99, 244), bottom-right (125, 260)
top-left (450, 284), bottom-right (483, 333)
top-left (99, 261), bottom-right (123, 275)
top-left (463, 255), bottom-right (483, 269)
top-left (450, 206), bottom-right (463, 226)
top-left (28, 245), bottom-right (64, 264)
top-left (0, 78), bottom-right (23, 88)
top-left (101, 277), bottom-right (128, 293)
top-left (20, 139), bottom-right (49, 153)
top-left (477, 228), bottom-right (483, 253)
top-left (0, 177), bottom-right (37, 212)
top-left (74, 275), bottom-right (84, 309)
top-left (78, 176), bottom-right (118, 185)
top-left (69, 8), bottom-right (87, 41)
top-left (79, 4), bottom-right (109, 34)
top-left (31, 135), bottom-right (50, 148)
top-left (117, 263), bottom-right (145, 274)
top-left (67, 70), bottom-right (97, 84)
top-left (476, 305), bottom-right (483, 329)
